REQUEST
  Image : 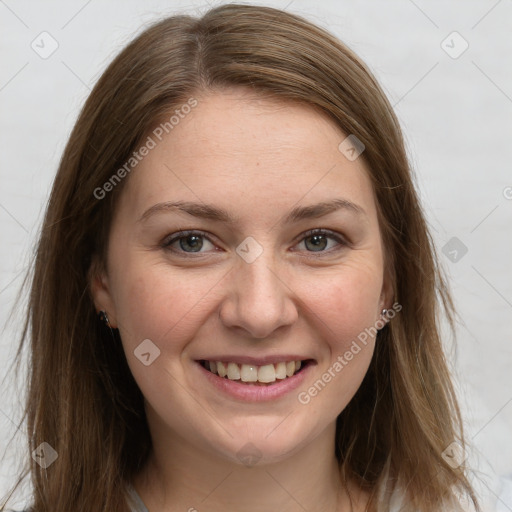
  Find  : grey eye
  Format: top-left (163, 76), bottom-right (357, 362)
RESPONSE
top-left (178, 235), bottom-right (204, 252)
top-left (304, 234), bottom-right (329, 252)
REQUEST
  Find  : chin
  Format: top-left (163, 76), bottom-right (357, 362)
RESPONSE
top-left (205, 419), bottom-right (315, 467)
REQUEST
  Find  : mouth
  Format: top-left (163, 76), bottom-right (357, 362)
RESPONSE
top-left (198, 359), bottom-right (313, 386)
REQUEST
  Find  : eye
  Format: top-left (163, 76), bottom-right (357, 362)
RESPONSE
top-left (162, 228), bottom-right (347, 257)
top-left (296, 229), bottom-right (346, 253)
top-left (162, 230), bottom-right (216, 254)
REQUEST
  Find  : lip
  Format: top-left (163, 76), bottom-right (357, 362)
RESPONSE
top-left (194, 359), bottom-right (315, 402)
top-left (195, 355), bottom-right (310, 366)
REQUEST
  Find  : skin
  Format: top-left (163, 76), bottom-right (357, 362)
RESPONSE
top-left (92, 88), bottom-right (392, 511)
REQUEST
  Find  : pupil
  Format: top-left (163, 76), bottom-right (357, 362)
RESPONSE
top-left (181, 235), bottom-right (203, 252)
top-left (306, 234), bottom-right (326, 251)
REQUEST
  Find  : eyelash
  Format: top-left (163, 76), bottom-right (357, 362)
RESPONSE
top-left (161, 228), bottom-right (347, 257)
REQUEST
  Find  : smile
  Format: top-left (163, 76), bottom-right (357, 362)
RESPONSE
top-left (200, 360), bottom-right (307, 385)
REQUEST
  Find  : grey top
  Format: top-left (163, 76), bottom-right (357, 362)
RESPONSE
top-left (3, 487), bottom-right (472, 512)
top-left (126, 483), bottom-right (150, 512)
top-left (5, 484), bottom-right (149, 512)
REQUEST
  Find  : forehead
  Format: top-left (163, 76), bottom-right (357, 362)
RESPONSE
top-left (117, 89), bottom-right (377, 224)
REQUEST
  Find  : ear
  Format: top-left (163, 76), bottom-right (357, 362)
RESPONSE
top-left (89, 256), bottom-right (118, 328)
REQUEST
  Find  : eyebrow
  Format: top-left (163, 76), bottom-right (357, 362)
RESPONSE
top-left (138, 198), bottom-right (366, 224)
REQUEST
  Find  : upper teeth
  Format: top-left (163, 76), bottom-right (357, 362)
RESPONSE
top-left (205, 360), bottom-right (302, 384)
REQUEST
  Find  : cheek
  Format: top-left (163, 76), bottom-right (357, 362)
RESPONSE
top-left (109, 259), bottom-right (221, 406)
top-left (109, 253), bottom-right (222, 352)
top-left (296, 261), bottom-right (382, 411)
top-left (305, 259), bottom-right (383, 347)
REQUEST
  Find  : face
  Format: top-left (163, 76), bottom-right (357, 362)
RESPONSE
top-left (92, 88), bottom-right (391, 465)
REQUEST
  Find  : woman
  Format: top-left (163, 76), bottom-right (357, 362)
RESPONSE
top-left (2, 4), bottom-right (480, 511)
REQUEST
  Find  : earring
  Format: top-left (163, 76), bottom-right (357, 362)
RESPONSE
top-left (376, 308), bottom-right (389, 333)
top-left (99, 310), bottom-right (111, 327)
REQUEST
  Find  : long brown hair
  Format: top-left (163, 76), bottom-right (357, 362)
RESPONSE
top-left (2, 4), bottom-right (479, 511)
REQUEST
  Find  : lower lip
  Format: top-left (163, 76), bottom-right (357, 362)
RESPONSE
top-left (194, 361), bottom-right (314, 402)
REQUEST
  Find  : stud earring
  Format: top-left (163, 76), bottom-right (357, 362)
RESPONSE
top-left (99, 310), bottom-right (111, 327)
top-left (376, 308), bottom-right (390, 332)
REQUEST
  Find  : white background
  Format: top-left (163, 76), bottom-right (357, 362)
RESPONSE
top-left (1, 0), bottom-right (511, 510)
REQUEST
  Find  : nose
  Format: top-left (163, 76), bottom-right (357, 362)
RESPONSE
top-left (218, 251), bottom-right (299, 339)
